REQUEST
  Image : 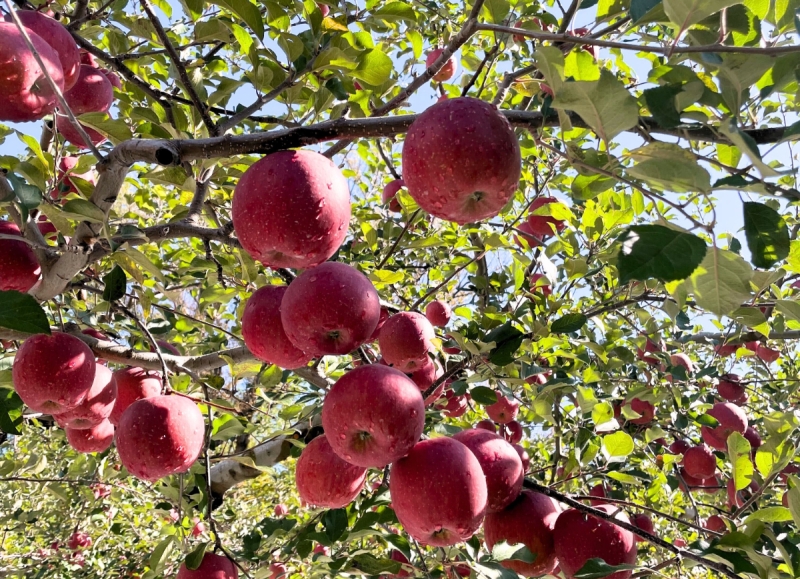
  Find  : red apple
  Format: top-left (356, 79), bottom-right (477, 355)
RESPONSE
top-left (683, 445), bottom-right (716, 480)
top-left (588, 483), bottom-right (607, 506)
top-left (514, 220), bottom-right (544, 249)
top-left (484, 490), bottom-right (561, 576)
top-left (382, 179), bottom-right (404, 212)
top-left (717, 374), bottom-right (745, 402)
top-left (425, 48), bottom-right (457, 82)
top-left (177, 552), bottom-right (238, 579)
top-left (0, 22), bottom-right (65, 122)
top-left (109, 367), bottom-right (162, 425)
top-left (453, 428), bottom-right (523, 512)
top-left (700, 402), bottom-right (748, 451)
top-left (625, 398), bottom-right (654, 425)
top-left (553, 505), bottom-right (636, 579)
top-left (66, 419), bottom-right (114, 453)
top-left (512, 443), bottom-right (530, 471)
top-left (715, 343), bottom-right (738, 357)
top-left (572, 27), bottom-right (600, 59)
top-left (53, 363), bottom-right (116, 429)
top-left (274, 504), bottom-right (288, 517)
top-left (322, 364), bottom-right (425, 468)
top-left (242, 285), bottom-right (311, 369)
top-left (150, 340), bottom-right (180, 356)
top-left (443, 389), bottom-right (469, 417)
top-left (636, 337), bottom-right (665, 366)
top-left (504, 420), bottom-right (523, 444)
top-left (486, 392), bottom-right (519, 424)
top-left (268, 562), bottom-right (287, 579)
top-left (67, 531), bottom-right (92, 550)
top-left (407, 359), bottom-right (442, 390)
top-left (389, 550), bottom-right (410, 578)
top-left (669, 440), bottom-right (690, 455)
top-left (191, 518), bottom-right (205, 537)
top-left (0, 221), bottom-right (41, 292)
top-left (116, 395), bottom-right (205, 481)
top-left (743, 426), bottom-right (762, 449)
top-left (55, 156), bottom-right (97, 199)
top-left (295, 434), bottom-right (366, 508)
top-left (317, 3), bottom-right (329, 17)
top-left (55, 64), bottom-right (113, 148)
top-left (402, 97), bottom-right (521, 224)
top-left (16, 11), bottom-right (80, 90)
top-left (674, 537), bottom-right (687, 548)
top-left (100, 68), bottom-right (122, 89)
top-left (389, 437), bottom-right (487, 546)
top-left (13, 331), bottom-right (95, 414)
top-left (704, 515), bottom-right (726, 533)
top-left (526, 197), bottom-right (566, 238)
top-left (232, 150), bottom-right (351, 268)
top-left (369, 307), bottom-right (390, 342)
top-left (756, 344), bottom-right (780, 363)
top-left (529, 273), bottom-right (552, 296)
top-left (425, 300), bottom-right (452, 327)
top-left (313, 544), bottom-right (330, 557)
top-left (630, 513), bottom-right (653, 541)
top-left (379, 312), bottom-right (436, 372)
top-left (475, 419), bottom-right (496, 432)
top-left (281, 262), bottom-right (381, 356)
top-left (670, 352), bottom-right (694, 374)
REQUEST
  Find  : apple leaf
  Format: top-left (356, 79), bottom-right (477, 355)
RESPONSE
top-left (471, 386), bottom-right (500, 406)
top-left (484, 323), bottom-right (524, 366)
top-left (743, 507), bottom-right (793, 524)
top-left (728, 431), bottom-right (754, 491)
top-left (102, 265), bottom-right (128, 302)
top-left (743, 202), bottom-right (790, 268)
top-left (573, 558), bottom-right (638, 579)
top-left (185, 542), bottom-right (209, 570)
top-left (353, 49), bottom-right (393, 86)
top-left (663, 0), bottom-right (741, 29)
top-left (0, 388), bottom-right (23, 435)
top-left (323, 508), bottom-right (348, 542)
top-left (0, 290), bottom-right (51, 335)
top-left (149, 536), bottom-right (177, 573)
top-left (689, 247), bottom-right (753, 317)
top-left (603, 431), bottom-right (634, 458)
top-left (492, 542), bottom-right (537, 563)
top-left (350, 554), bottom-right (402, 575)
top-left (617, 225), bottom-right (707, 283)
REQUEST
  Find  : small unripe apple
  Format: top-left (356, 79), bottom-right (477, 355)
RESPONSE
top-left (177, 552), bottom-right (238, 579)
top-left (109, 367), bottom-right (161, 425)
top-left (53, 363), bottom-right (116, 429)
top-left (242, 285), bottom-right (311, 369)
top-left (486, 392), bottom-right (519, 424)
top-left (0, 221), bottom-right (42, 292)
top-left (382, 179), bottom-right (404, 212)
top-left (425, 300), bottom-right (452, 327)
top-left (425, 48), bottom-right (457, 82)
top-left (379, 312), bottom-right (436, 372)
top-left (66, 419), bottom-right (115, 453)
top-left (296, 435), bottom-right (366, 508)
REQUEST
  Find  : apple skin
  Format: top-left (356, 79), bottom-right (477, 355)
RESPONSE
top-left (322, 364), bottom-right (425, 468)
top-left (682, 445), bottom-right (716, 480)
top-left (512, 443), bottom-right (530, 471)
top-left (526, 197), bottom-right (566, 238)
top-left (670, 352), bottom-right (694, 374)
top-left (484, 489), bottom-right (561, 576)
top-left (109, 367), bottom-right (162, 425)
top-left (56, 156), bottom-right (97, 199)
top-left (636, 337), bottom-right (665, 366)
top-left (743, 426), bottom-right (762, 449)
top-left (529, 273), bottom-right (552, 296)
top-left (389, 550), bottom-right (411, 578)
top-left (588, 483), bottom-right (607, 506)
top-left (504, 420), bottom-right (523, 444)
top-left (625, 398), bottom-right (654, 425)
top-left (514, 221), bottom-right (543, 249)
top-left (232, 150), bottom-right (351, 269)
top-left (402, 97), bottom-right (521, 224)
top-left (295, 434), bottom-right (366, 508)
top-left (177, 552), bottom-right (238, 579)
top-left (0, 22), bottom-right (65, 122)
top-left (453, 428), bottom-right (523, 513)
top-left (669, 439), bottom-right (690, 455)
top-left (379, 312), bottom-right (436, 372)
top-left (717, 373), bottom-right (745, 402)
top-left (369, 307), bottom-right (390, 342)
top-left (16, 11), bottom-right (80, 90)
top-left (382, 179), bottom-right (404, 212)
top-left (53, 363), bottom-right (116, 429)
top-left (66, 419), bottom-right (115, 453)
top-left (317, 3), bottom-right (330, 17)
top-left (553, 505), bottom-right (637, 579)
top-left (242, 285), bottom-right (311, 369)
top-left (715, 343), bottom-right (738, 357)
top-left (700, 402), bottom-right (748, 452)
top-left (756, 344), bottom-right (780, 363)
top-left (704, 515), bottom-right (726, 533)
top-left (274, 504), bottom-right (288, 517)
top-left (486, 392), bottom-right (520, 424)
top-left (425, 300), bottom-right (452, 327)
top-left (407, 359), bottom-right (442, 390)
top-left (476, 419), bottom-right (496, 432)
top-left (281, 262), bottom-right (381, 356)
top-left (13, 331), bottom-right (95, 414)
top-left (55, 64), bottom-right (113, 148)
top-left (425, 48), bottom-right (457, 82)
top-left (0, 221), bottom-right (41, 292)
top-left (389, 437), bottom-right (488, 546)
top-left (630, 513), bottom-right (653, 541)
top-left (116, 395), bottom-right (205, 481)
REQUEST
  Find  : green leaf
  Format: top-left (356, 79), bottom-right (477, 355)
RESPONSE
top-left (603, 431), bottom-right (634, 457)
top-left (149, 536), bottom-right (176, 572)
top-left (776, 299), bottom-right (800, 322)
top-left (485, 323), bottom-right (524, 366)
top-left (743, 507), bottom-right (793, 524)
top-left (786, 477), bottom-right (800, 529)
top-left (627, 142), bottom-right (711, 193)
top-left (574, 558), bottom-right (638, 579)
top-left (718, 119), bottom-right (780, 178)
top-left (743, 202), bottom-right (790, 268)
top-left (350, 554), bottom-right (402, 575)
top-left (210, 0), bottom-right (264, 39)
top-left (482, 0), bottom-right (511, 23)
top-left (551, 313), bottom-right (588, 334)
top-left (550, 70), bottom-right (639, 142)
top-left (643, 84), bottom-right (682, 129)
top-left (352, 49), bottom-right (393, 86)
top-left (617, 225), bottom-right (707, 283)
top-left (728, 431), bottom-right (754, 491)
top-left (689, 247), bottom-right (753, 317)
top-left (0, 388), bottom-right (24, 435)
top-left (664, 0), bottom-right (742, 28)
top-left (185, 542), bottom-right (209, 570)
top-left (323, 508), bottom-right (348, 542)
top-left (102, 265), bottom-right (127, 302)
top-left (471, 386), bottom-right (500, 405)
top-left (62, 199), bottom-right (106, 224)
top-left (0, 291), bottom-right (51, 335)
top-left (372, 1), bottom-right (418, 21)
top-left (592, 401), bottom-right (615, 426)
top-left (5, 173), bottom-right (42, 210)
top-left (492, 542), bottom-right (537, 563)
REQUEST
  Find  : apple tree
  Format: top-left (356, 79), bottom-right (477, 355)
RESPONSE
top-left (1, 0), bottom-right (800, 577)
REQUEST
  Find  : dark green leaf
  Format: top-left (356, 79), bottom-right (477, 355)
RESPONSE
top-left (102, 265), bottom-right (127, 302)
top-left (184, 542), bottom-right (209, 570)
top-left (573, 558), bottom-right (638, 579)
top-left (0, 389), bottom-right (23, 435)
top-left (643, 85), bottom-right (682, 129)
top-left (630, 0), bottom-right (663, 20)
top-left (484, 323), bottom-right (524, 366)
top-left (0, 290), bottom-right (51, 335)
top-left (349, 553), bottom-right (401, 575)
top-left (323, 508), bottom-right (348, 542)
top-left (470, 386), bottom-right (500, 405)
top-left (5, 173), bottom-right (42, 210)
top-left (617, 225), bottom-right (707, 283)
top-left (713, 174), bottom-right (749, 188)
top-left (551, 313), bottom-right (588, 334)
top-left (743, 202), bottom-right (790, 268)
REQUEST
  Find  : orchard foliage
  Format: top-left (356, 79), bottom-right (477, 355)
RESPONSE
top-left (2, 0), bottom-right (800, 578)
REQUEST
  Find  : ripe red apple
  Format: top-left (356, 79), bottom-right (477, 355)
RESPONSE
top-left (673, 537), bottom-right (687, 548)
top-left (402, 97), bottom-right (521, 224)
top-left (756, 344), bottom-right (780, 363)
top-left (369, 307), bottom-right (390, 342)
top-left (514, 221), bottom-right (543, 249)
top-left (242, 285), bottom-right (311, 369)
top-left (13, 331), bottom-right (95, 414)
top-left (177, 552), bottom-right (238, 579)
top-left (682, 445), bottom-right (716, 480)
top-left (55, 64), bottom-right (113, 148)
top-left (504, 420), bottom-right (523, 444)
top-left (636, 337), bottom-right (665, 366)
top-left (16, 11), bottom-right (80, 90)
top-left (66, 419), bottom-right (114, 453)
top-left (484, 490), bottom-right (561, 576)
top-left (0, 22), bottom-right (65, 122)
top-left (322, 364), bottom-right (425, 468)
top-left (553, 505), bottom-right (637, 579)
top-left (475, 419), bottom-right (496, 432)
top-left (743, 426), bottom-right (762, 449)
top-left (704, 515), bottom-right (726, 533)
top-left (588, 483), bottom-right (607, 506)
top-left (100, 68), bottom-right (122, 89)
top-left (53, 363), bottom-right (116, 429)
top-left (669, 440), bottom-right (690, 455)
top-left (295, 434), bottom-right (366, 508)
top-left (407, 359), bottom-right (442, 390)
top-left (630, 513), bottom-right (653, 541)
top-left (232, 150), bottom-right (350, 268)
top-left (717, 374), bottom-right (745, 402)
top-left (389, 550), bottom-right (411, 577)
top-left (0, 221), bottom-right (41, 292)
top-left (382, 179), bottom-right (404, 212)
top-left (379, 312), bottom-right (436, 372)
top-left (527, 197), bottom-right (566, 238)
top-left (526, 371), bottom-right (550, 385)
top-left (486, 392), bottom-right (519, 424)
top-left (312, 544), bottom-right (330, 557)
top-left (116, 395), bottom-right (205, 481)
top-left (425, 48), bottom-right (457, 82)
top-left (67, 531), bottom-right (92, 550)
top-left (55, 156), bottom-right (97, 199)
top-left (715, 343), bottom-right (738, 357)
top-left (274, 504), bottom-right (288, 517)
top-left (670, 352), bottom-right (694, 374)
top-left (625, 398), bottom-right (655, 425)
top-left (109, 367), bottom-right (161, 425)
top-left (529, 273), bottom-right (552, 296)
top-left (281, 262), bottom-right (381, 356)
top-left (700, 402), bottom-right (748, 451)
top-left (425, 300), bottom-right (452, 327)
top-left (389, 437), bottom-right (487, 546)
top-left (317, 2), bottom-right (329, 17)
top-left (268, 562), bottom-right (287, 579)
top-left (442, 389), bottom-right (469, 417)
top-left (512, 443), bottom-right (530, 471)
top-left (453, 428), bottom-right (523, 512)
